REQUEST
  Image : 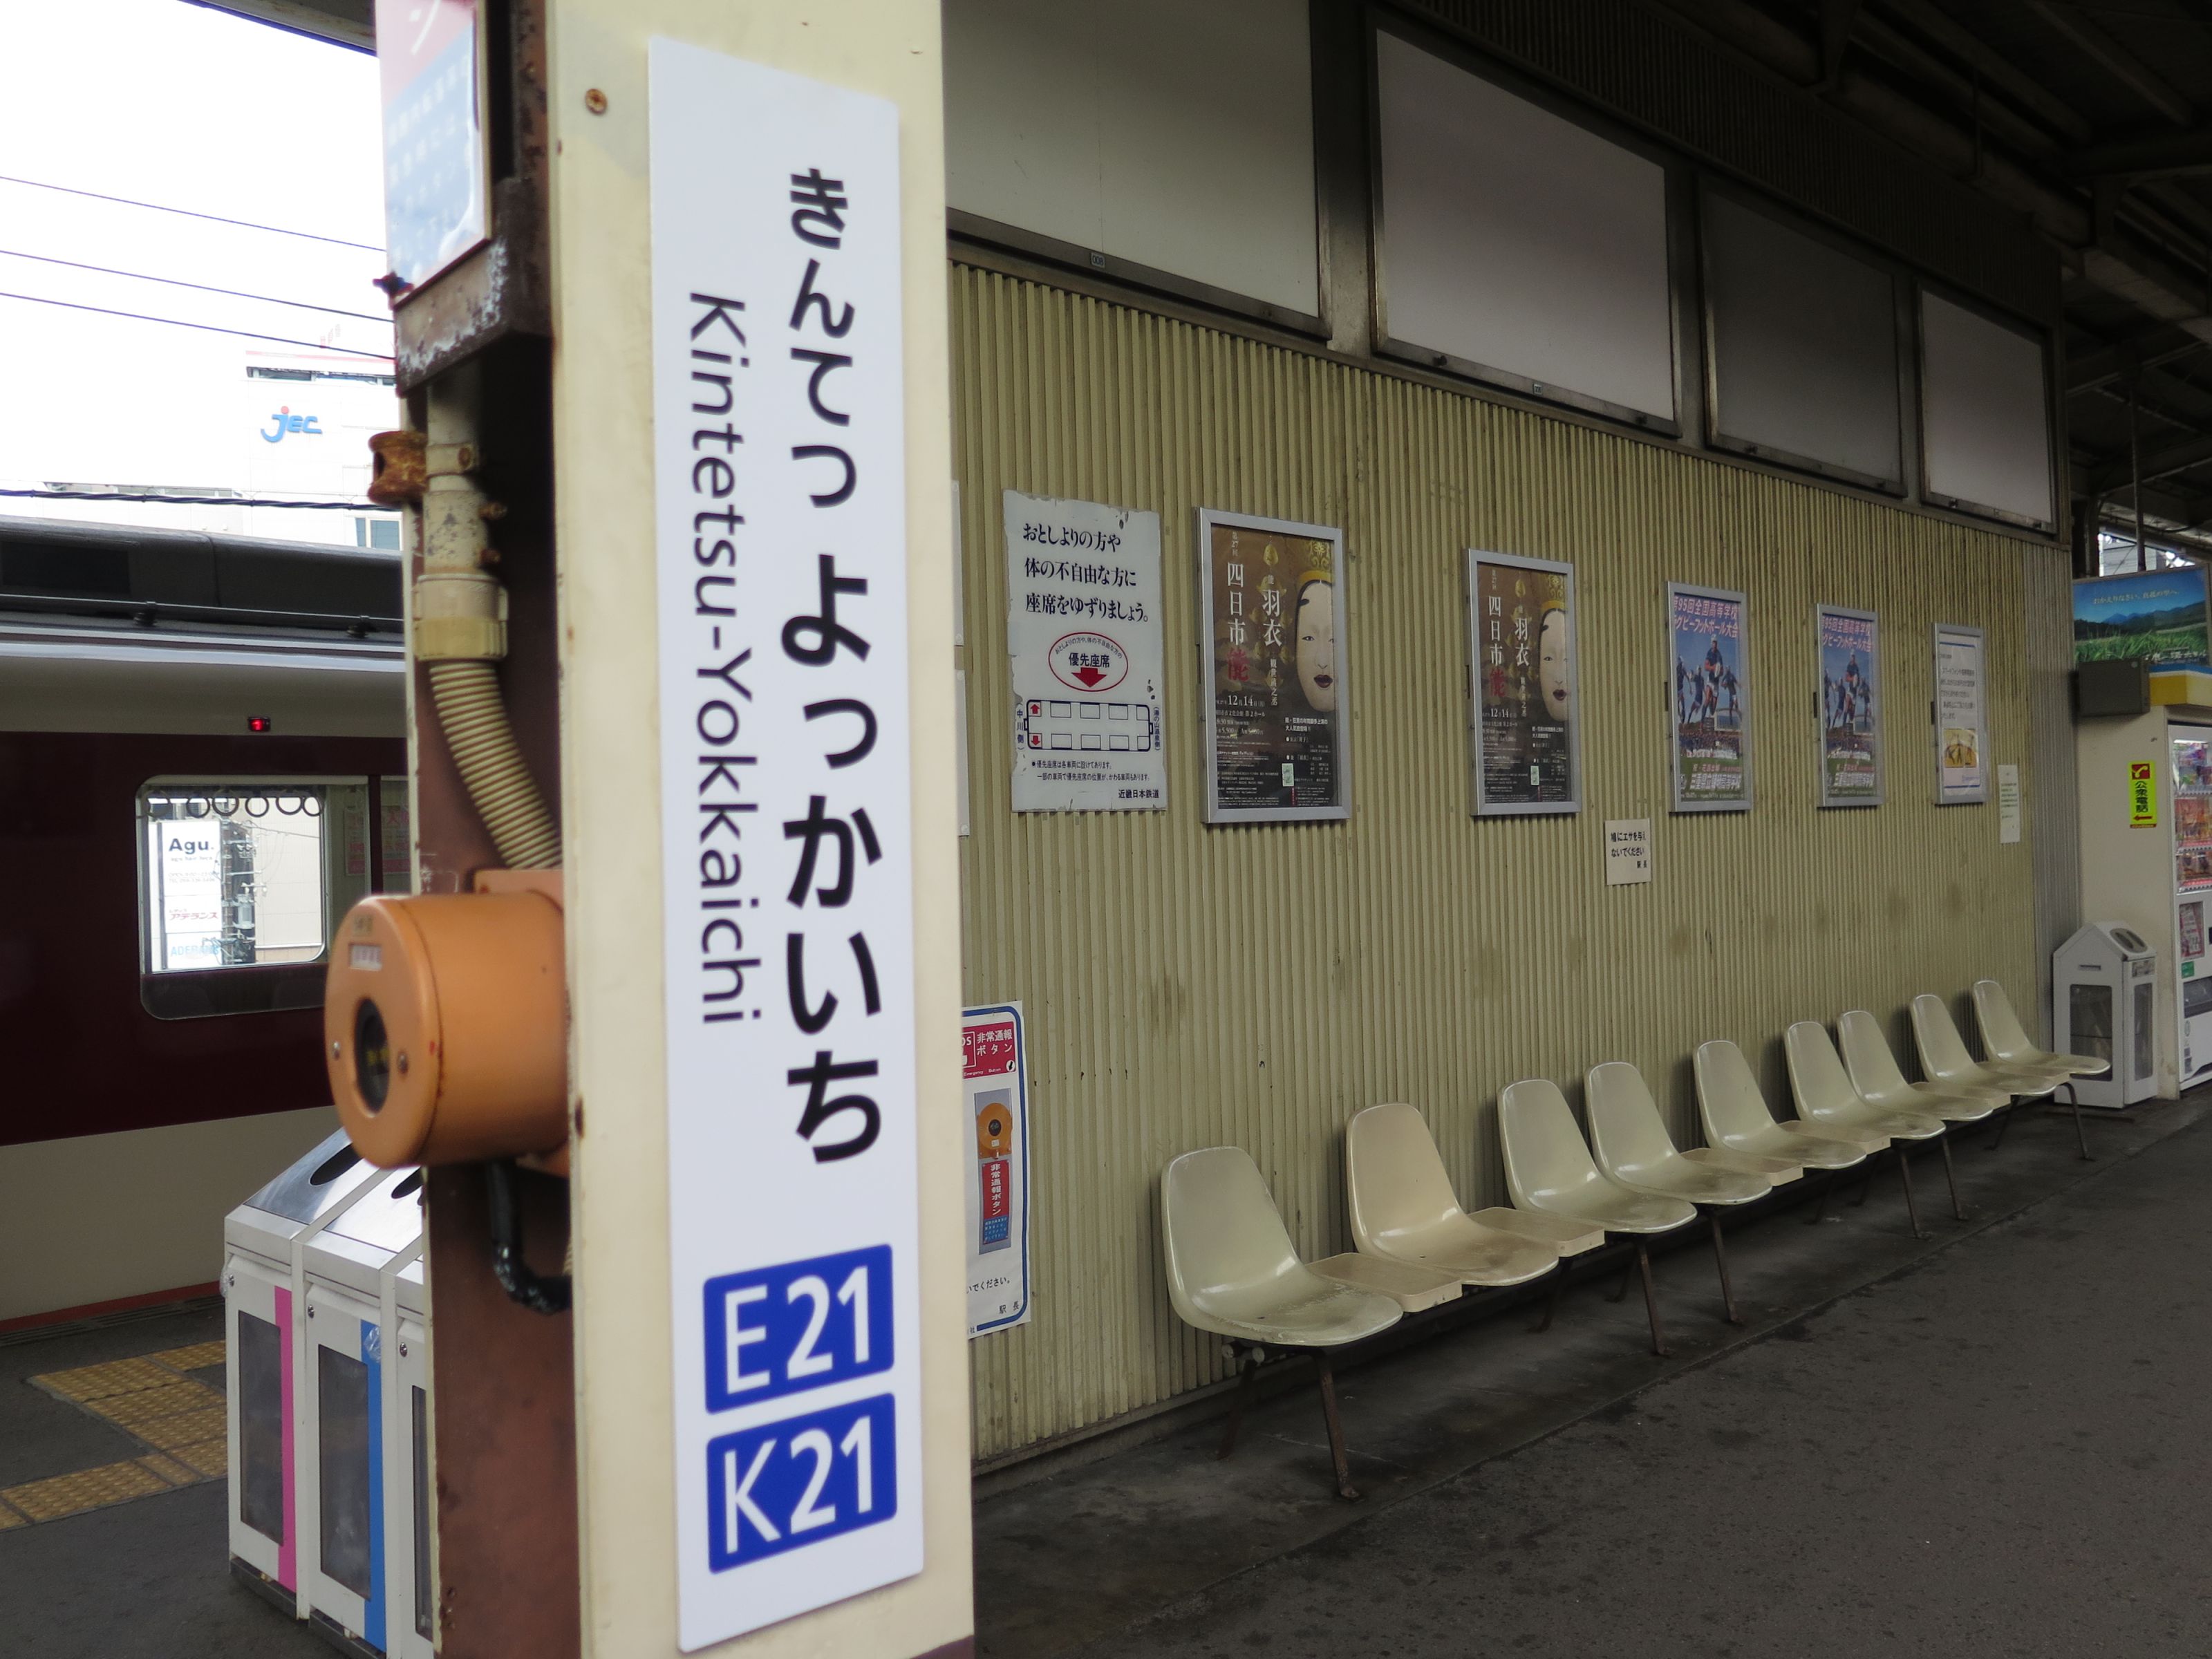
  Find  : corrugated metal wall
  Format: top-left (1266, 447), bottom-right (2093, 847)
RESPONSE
top-left (952, 264), bottom-right (2044, 1460)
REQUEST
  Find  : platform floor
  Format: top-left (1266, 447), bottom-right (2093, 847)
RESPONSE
top-left (975, 1094), bottom-right (2212, 1658)
top-left (3, 1094), bottom-right (2205, 1657)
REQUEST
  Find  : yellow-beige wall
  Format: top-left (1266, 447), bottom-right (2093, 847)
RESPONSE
top-left (950, 263), bottom-right (2059, 1459)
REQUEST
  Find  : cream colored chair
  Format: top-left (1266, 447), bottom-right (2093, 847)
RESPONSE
top-left (1913, 992), bottom-right (2090, 1161)
top-left (1344, 1103), bottom-right (1566, 1290)
top-left (1973, 979), bottom-right (2101, 1160)
top-left (1973, 979), bottom-right (2109, 1078)
top-left (1783, 1020), bottom-right (1953, 1239)
top-left (1586, 1062), bottom-right (1769, 1326)
top-left (1696, 1038), bottom-right (1871, 1227)
top-left (1694, 1039), bottom-right (1870, 1174)
top-left (1837, 1009), bottom-right (1989, 1221)
top-left (1161, 1146), bottom-right (1402, 1499)
top-left (1500, 1078), bottom-right (1696, 1356)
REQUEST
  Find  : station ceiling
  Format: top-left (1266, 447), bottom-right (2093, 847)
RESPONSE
top-left (209, 0), bottom-right (2212, 552)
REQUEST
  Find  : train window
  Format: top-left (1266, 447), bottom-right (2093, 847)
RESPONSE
top-left (137, 777), bottom-right (409, 1019)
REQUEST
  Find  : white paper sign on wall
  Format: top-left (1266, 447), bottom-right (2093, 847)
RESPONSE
top-left (1998, 763), bottom-right (2022, 844)
top-left (1604, 818), bottom-right (1653, 885)
top-left (650, 39), bottom-right (921, 1649)
top-left (1005, 490), bottom-right (1166, 812)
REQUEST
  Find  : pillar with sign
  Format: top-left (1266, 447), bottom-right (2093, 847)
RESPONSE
top-left (546, 1), bottom-right (971, 1654)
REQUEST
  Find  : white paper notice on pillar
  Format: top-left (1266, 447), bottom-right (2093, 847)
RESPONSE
top-left (1005, 490), bottom-right (1166, 812)
top-left (962, 1004), bottom-right (1031, 1338)
top-left (649, 40), bottom-right (921, 1650)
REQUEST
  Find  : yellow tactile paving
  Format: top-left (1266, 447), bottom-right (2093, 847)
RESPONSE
top-left (168, 1438), bottom-right (229, 1480)
top-left (9, 1338), bottom-right (234, 1527)
top-left (32, 1357), bottom-right (180, 1403)
top-left (121, 1405), bottom-right (228, 1453)
top-left (136, 1453), bottom-right (200, 1487)
top-left (82, 1381), bottom-right (218, 1433)
top-left (1, 1459), bottom-right (172, 1524)
top-left (149, 1340), bottom-right (227, 1372)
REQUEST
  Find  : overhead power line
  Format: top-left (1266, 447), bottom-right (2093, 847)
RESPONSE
top-left (1, 487), bottom-right (391, 511)
top-left (0, 173), bottom-right (383, 253)
top-left (0, 290), bottom-right (393, 361)
top-left (0, 247), bottom-right (392, 324)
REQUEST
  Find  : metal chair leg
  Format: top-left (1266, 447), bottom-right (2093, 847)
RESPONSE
top-left (1607, 1241), bottom-right (1638, 1303)
top-left (1636, 1239), bottom-right (1668, 1358)
top-left (2064, 1081), bottom-right (2091, 1161)
top-left (1314, 1350), bottom-right (1360, 1501)
top-left (1216, 1347), bottom-right (1259, 1462)
top-left (1528, 1259), bottom-right (1566, 1334)
top-left (1805, 1168), bottom-right (1836, 1225)
top-left (1989, 1100), bottom-right (2016, 1152)
top-left (1938, 1132), bottom-right (1965, 1221)
top-left (1707, 1209), bottom-right (1741, 1326)
top-left (1897, 1146), bottom-right (1927, 1240)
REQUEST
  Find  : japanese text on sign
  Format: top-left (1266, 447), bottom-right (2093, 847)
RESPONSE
top-left (1006, 492), bottom-right (1165, 814)
top-left (650, 41), bottom-right (921, 1647)
top-left (962, 1004), bottom-right (1031, 1337)
top-left (2130, 760), bottom-right (2157, 827)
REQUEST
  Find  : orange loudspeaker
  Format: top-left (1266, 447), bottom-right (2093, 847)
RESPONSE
top-left (324, 871), bottom-right (568, 1168)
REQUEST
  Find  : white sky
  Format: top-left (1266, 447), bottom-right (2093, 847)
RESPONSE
top-left (0, 0), bottom-right (397, 544)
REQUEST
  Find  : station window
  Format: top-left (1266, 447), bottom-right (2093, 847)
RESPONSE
top-left (137, 778), bottom-right (409, 1018)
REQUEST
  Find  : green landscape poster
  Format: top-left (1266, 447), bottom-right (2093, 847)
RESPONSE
top-left (2072, 569), bottom-right (2210, 668)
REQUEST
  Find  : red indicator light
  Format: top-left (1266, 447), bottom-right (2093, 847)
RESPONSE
top-left (247, 715), bottom-right (273, 733)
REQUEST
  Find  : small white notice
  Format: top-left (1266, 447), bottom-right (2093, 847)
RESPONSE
top-left (1605, 819), bottom-right (1653, 885)
top-left (1006, 490), bottom-right (1165, 812)
top-left (650, 40), bottom-right (921, 1649)
top-left (1998, 763), bottom-right (2021, 844)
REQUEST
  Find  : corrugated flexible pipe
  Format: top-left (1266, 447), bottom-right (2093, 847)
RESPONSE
top-left (427, 658), bottom-right (561, 868)
top-left (409, 361), bottom-right (562, 871)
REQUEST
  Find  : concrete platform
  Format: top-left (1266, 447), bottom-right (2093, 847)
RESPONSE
top-left (2, 1094), bottom-right (2200, 1656)
top-left (974, 1095), bottom-right (2212, 1657)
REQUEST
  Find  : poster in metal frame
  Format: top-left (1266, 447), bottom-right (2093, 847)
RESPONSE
top-left (1468, 550), bottom-right (1582, 817)
top-left (1933, 622), bottom-right (1989, 805)
top-left (1194, 507), bottom-right (1352, 825)
top-left (1666, 582), bottom-right (1752, 813)
top-left (1816, 603), bottom-right (1882, 809)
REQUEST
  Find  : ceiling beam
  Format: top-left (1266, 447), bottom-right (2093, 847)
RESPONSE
top-left (2066, 326), bottom-right (2208, 393)
top-left (1819, 0), bottom-right (1864, 90)
top-left (2062, 126), bottom-right (2212, 180)
top-left (2023, 1), bottom-right (2193, 129)
top-left (2088, 430), bottom-right (2212, 494)
top-left (1868, 0), bottom-right (2091, 145)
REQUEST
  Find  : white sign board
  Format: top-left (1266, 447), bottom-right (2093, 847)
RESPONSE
top-left (650, 41), bottom-right (921, 1648)
top-left (1604, 818), bottom-right (1653, 885)
top-left (151, 820), bottom-right (223, 968)
top-left (962, 1004), bottom-right (1031, 1337)
top-left (1005, 491), bottom-right (1165, 812)
top-left (1998, 763), bottom-right (2021, 843)
top-left (1934, 624), bottom-right (1988, 805)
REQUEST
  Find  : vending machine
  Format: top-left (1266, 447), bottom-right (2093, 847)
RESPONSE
top-left (2168, 727), bottom-right (2212, 1082)
top-left (2074, 672), bottom-right (2212, 1096)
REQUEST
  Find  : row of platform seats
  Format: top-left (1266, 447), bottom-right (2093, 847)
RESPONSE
top-left (1161, 980), bottom-right (2106, 1499)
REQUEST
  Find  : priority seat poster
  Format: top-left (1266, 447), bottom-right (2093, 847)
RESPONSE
top-left (1004, 491), bottom-right (1165, 813)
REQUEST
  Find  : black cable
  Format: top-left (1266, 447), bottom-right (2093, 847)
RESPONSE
top-left (0, 290), bottom-right (392, 359)
top-left (486, 1160), bottom-right (572, 1315)
top-left (0, 173), bottom-right (382, 252)
top-left (0, 247), bottom-right (391, 324)
top-left (1, 487), bottom-right (388, 511)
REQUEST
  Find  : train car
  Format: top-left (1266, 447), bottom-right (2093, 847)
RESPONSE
top-left (0, 514), bottom-right (405, 1327)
